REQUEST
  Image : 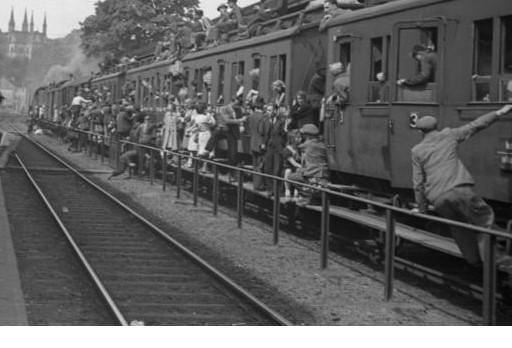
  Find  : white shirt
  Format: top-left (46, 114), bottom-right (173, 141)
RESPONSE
top-left (71, 96), bottom-right (91, 106)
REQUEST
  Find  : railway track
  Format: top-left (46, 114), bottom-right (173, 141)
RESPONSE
top-left (10, 134), bottom-right (291, 326)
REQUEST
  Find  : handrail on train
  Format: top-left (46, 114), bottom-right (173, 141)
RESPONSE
top-left (36, 119), bottom-right (512, 325)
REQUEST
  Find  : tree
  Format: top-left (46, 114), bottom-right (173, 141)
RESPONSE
top-left (80, 0), bottom-right (198, 59)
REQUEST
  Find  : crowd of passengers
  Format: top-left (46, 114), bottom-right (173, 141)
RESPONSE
top-left (30, 77), bottom-right (333, 206)
top-left (98, 0), bottom-right (363, 74)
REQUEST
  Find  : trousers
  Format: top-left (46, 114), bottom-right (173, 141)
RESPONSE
top-left (433, 185), bottom-right (494, 265)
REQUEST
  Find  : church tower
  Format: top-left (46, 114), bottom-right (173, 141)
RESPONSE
top-left (43, 13), bottom-right (47, 37)
top-left (30, 11), bottom-right (34, 32)
top-left (22, 9), bottom-right (28, 32)
top-left (8, 7), bottom-right (15, 32)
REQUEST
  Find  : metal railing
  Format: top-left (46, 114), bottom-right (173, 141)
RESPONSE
top-left (38, 120), bottom-right (512, 325)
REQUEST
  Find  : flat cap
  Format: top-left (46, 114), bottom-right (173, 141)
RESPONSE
top-left (416, 116), bottom-right (438, 131)
top-left (217, 3), bottom-right (228, 10)
top-left (300, 124), bottom-right (320, 136)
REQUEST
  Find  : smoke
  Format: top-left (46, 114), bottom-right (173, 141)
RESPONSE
top-left (42, 32), bottom-right (100, 84)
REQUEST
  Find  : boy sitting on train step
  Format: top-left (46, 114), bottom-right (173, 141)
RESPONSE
top-left (288, 124), bottom-right (329, 206)
top-left (411, 104), bottom-right (512, 268)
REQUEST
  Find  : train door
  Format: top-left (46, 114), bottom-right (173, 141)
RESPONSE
top-left (389, 20), bottom-right (444, 188)
top-left (326, 39), bottom-right (352, 168)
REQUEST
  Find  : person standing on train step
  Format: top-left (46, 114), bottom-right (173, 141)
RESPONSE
top-left (411, 104), bottom-right (512, 267)
top-left (70, 91), bottom-right (92, 121)
top-left (260, 103), bottom-right (287, 193)
top-left (115, 106), bottom-right (132, 139)
top-left (246, 96), bottom-right (266, 190)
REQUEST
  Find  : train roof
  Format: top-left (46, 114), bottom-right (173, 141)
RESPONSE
top-left (60, 76), bottom-right (92, 89)
top-left (183, 26), bottom-right (300, 60)
top-left (327, 0), bottom-right (450, 28)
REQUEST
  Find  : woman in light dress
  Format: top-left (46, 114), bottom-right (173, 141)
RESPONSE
top-left (185, 102), bottom-right (216, 170)
top-left (162, 101), bottom-right (183, 164)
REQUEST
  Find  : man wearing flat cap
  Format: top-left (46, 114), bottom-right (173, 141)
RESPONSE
top-left (397, 44), bottom-right (437, 87)
top-left (411, 104), bottom-right (512, 266)
top-left (288, 124), bottom-right (328, 204)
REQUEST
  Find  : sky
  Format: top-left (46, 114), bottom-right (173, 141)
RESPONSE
top-left (1, 0), bottom-right (254, 39)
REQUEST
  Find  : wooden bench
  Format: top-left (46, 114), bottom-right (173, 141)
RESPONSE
top-left (307, 204), bottom-right (462, 258)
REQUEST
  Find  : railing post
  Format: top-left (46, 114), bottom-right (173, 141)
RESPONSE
top-left (116, 139), bottom-right (121, 170)
top-left (320, 190), bottom-right (330, 269)
top-left (483, 233), bottom-right (497, 326)
top-left (273, 178), bottom-right (280, 245)
top-left (162, 151), bottom-right (167, 192)
top-left (384, 208), bottom-right (396, 301)
top-left (213, 164), bottom-right (219, 216)
top-left (138, 146), bottom-right (143, 176)
top-left (176, 154), bottom-right (182, 199)
top-left (237, 169), bottom-right (244, 229)
top-left (100, 135), bottom-right (105, 164)
top-left (193, 157), bottom-right (199, 207)
top-left (149, 149), bottom-right (155, 185)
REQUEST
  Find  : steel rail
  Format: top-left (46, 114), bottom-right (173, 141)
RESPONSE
top-left (14, 128), bottom-right (293, 326)
top-left (14, 153), bottom-right (129, 326)
top-left (43, 121), bottom-right (512, 241)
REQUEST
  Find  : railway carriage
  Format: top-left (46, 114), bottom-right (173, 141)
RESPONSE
top-left (323, 0), bottom-right (512, 206)
top-left (31, 0), bottom-right (512, 208)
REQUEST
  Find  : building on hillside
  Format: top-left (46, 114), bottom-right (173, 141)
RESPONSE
top-left (0, 8), bottom-right (47, 60)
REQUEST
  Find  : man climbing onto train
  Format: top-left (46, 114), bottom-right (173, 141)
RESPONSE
top-left (397, 44), bottom-right (437, 87)
top-left (411, 104), bottom-right (512, 268)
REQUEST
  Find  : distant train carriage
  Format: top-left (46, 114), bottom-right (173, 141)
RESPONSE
top-left (323, 0), bottom-right (512, 204)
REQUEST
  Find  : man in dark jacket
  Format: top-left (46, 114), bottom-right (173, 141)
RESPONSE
top-left (398, 44), bottom-right (438, 87)
top-left (260, 103), bottom-right (287, 191)
top-left (116, 106), bottom-right (132, 138)
top-left (288, 91), bottom-right (316, 130)
top-left (246, 97), bottom-right (266, 190)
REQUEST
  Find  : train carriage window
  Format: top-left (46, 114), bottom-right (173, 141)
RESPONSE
top-left (252, 56), bottom-right (261, 90)
top-left (202, 67), bottom-right (213, 104)
top-left (230, 61), bottom-right (245, 101)
top-left (472, 19), bottom-right (493, 102)
top-left (396, 26), bottom-right (438, 102)
top-left (269, 54), bottom-right (287, 95)
top-left (503, 16), bottom-right (512, 74)
top-left (500, 16), bottom-right (512, 102)
top-left (368, 37), bottom-right (391, 103)
top-left (217, 62), bottom-right (225, 104)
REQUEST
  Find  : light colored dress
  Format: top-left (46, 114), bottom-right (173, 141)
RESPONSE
top-left (162, 110), bottom-right (179, 150)
top-left (187, 113), bottom-right (215, 154)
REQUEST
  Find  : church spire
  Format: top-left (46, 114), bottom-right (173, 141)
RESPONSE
top-left (42, 12), bottom-right (47, 37)
top-left (22, 8), bottom-right (28, 32)
top-left (30, 11), bottom-right (34, 32)
top-left (8, 7), bottom-right (15, 32)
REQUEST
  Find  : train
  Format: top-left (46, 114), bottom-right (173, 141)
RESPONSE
top-left (31, 0), bottom-right (512, 208)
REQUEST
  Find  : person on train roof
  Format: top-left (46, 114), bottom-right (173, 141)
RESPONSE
top-left (211, 3), bottom-right (238, 45)
top-left (246, 0), bottom-right (288, 37)
top-left (319, 0), bottom-right (350, 32)
top-left (411, 104), bottom-right (512, 268)
top-left (397, 44), bottom-right (437, 87)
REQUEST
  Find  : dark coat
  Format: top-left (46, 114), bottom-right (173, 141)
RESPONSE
top-left (260, 116), bottom-right (286, 152)
top-left (289, 103), bottom-right (316, 130)
top-left (404, 52), bottom-right (438, 87)
top-left (247, 110), bottom-right (265, 153)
